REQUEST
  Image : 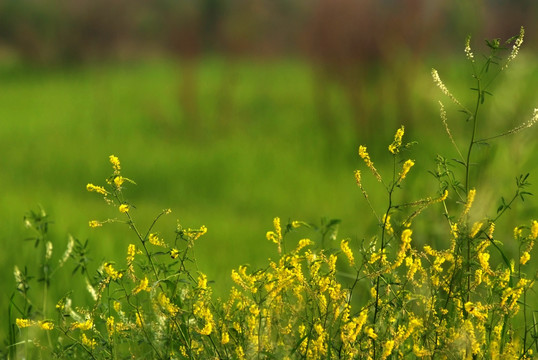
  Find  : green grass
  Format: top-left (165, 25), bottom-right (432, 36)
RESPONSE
top-left (1, 53), bottom-right (538, 347)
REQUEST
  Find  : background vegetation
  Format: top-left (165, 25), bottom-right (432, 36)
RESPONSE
top-left (1, 0), bottom-right (538, 349)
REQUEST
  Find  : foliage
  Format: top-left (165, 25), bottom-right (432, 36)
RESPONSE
top-left (5, 29), bottom-right (538, 359)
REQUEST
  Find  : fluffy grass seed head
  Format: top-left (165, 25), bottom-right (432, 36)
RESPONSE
top-left (431, 68), bottom-right (465, 109)
top-left (464, 35), bottom-right (474, 62)
top-left (503, 26), bottom-right (524, 70)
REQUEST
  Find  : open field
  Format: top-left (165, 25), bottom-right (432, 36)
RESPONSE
top-left (2, 53), bottom-right (538, 354)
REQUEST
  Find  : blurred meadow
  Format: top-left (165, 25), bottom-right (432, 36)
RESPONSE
top-left (2, 0), bottom-right (538, 347)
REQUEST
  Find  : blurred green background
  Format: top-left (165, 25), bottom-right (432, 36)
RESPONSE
top-left (1, 0), bottom-right (538, 346)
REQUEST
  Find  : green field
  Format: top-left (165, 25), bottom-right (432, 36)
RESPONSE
top-left (2, 53), bottom-right (538, 348)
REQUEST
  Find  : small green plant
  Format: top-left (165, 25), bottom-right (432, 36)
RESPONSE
top-left (6, 28), bottom-right (538, 359)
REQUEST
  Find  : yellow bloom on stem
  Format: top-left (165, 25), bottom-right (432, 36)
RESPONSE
top-left (89, 220), bottom-right (102, 228)
top-left (104, 262), bottom-right (122, 281)
top-left (340, 239), bottom-right (355, 266)
top-left (382, 213), bottom-right (394, 236)
top-left (221, 330), bottom-right (230, 345)
top-left (470, 222), bottom-right (483, 238)
top-left (109, 155), bottom-right (121, 174)
top-left (198, 273), bottom-right (208, 290)
top-left (86, 183), bottom-right (108, 196)
top-left (358, 145), bottom-right (382, 182)
top-left (520, 251), bottom-right (531, 265)
top-left (106, 316), bottom-right (115, 335)
top-left (16, 318), bottom-right (33, 328)
top-left (126, 244), bottom-right (136, 263)
top-left (266, 217), bottom-right (283, 253)
top-left (132, 276), bottom-right (150, 295)
top-left (81, 333), bottom-right (97, 350)
top-left (113, 176), bottom-right (125, 188)
top-left (119, 204), bottom-right (129, 213)
top-left (71, 319), bottom-right (93, 331)
top-left (399, 159), bottom-right (415, 181)
top-left (38, 320), bottom-right (54, 330)
top-left (148, 233), bottom-right (166, 247)
top-left (388, 126), bottom-right (404, 154)
top-left (170, 248), bottom-right (179, 259)
top-left (462, 189), bottom-right (476, 217)
top-left (530, 220), bottom-right (538, 240)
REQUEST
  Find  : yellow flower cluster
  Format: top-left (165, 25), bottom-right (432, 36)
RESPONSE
top-left (388, 125), bottom-right (404, 154)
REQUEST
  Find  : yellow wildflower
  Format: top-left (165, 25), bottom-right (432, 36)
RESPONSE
top-left (81, 333), bottom-right (97, 350)
top-left (388, 126), bottom-right (404, 154)
top-left (381, 340), bottom-right (395, 360)
top-left (170, 248), bottom-right (179, 259)
top-left (358, 146), bottom-right (382, 182)
top-left (354, 170), bottom-right (361, 185)
top-left (109, 155), bottom-right (121, 174)
top-left (113, 175), bottom-right (125, 188)
top-left (89, 220), bottom-right (102, 228)
top-left (148, 233), bottom-right (166, 247)
top-left (106, 316), bottom-right (115, 335)
top-left (113, 301), bottom-right (121, 313)
top-left (340, 239), bottom-right (355, 266)
top-left (470, 222), bottom-right (483, 238)
top-left (16, 318), bottom-right (33, 328)
top-left (399, 159), bottom-right (414, 181)
top-left (530, 220), bottom-right (538, 240)
top-left (86, 183), bottom-right (108, 196)
top-left (198, 273), bottom-right (208, 290)
top-left (514, 226), bottom-right (523, 239)
top-left (71, 319), bottom-right (93, 331)
top-left (382, 213), bottom-right (394, 236)
top-left (126, 244), bottom-right (136, 263)
top-left (462, 189), bottom-right (476, 217)
top-left (478, 252), bottom-right (492, 275)
top-left (438, 189), bottom-right (449, 202)
top-left (295, 238), bottom-right (312, 253)
top-left (119, 204), bottom-right (129, 213)
top-left (221, 330), bottom-right (230, 345)
top-left (365, 326), bottom-right (377, 340)
top-left (132, 276), bottom-right (150, 295)
top-left (158, 293), bottom-right (180, 316)
top-left (520, 251), bottom-right (531, 265)
top-left (38, 320), bottom-right (54, 330)
top-left (401, 229), bottom-right (412, 245)
top-left (103, 262), bottom-right (122, 280)
top-left (266, 217), bottom-right (283, 253)
top-left (135, 312), bottom-right (144, 328)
